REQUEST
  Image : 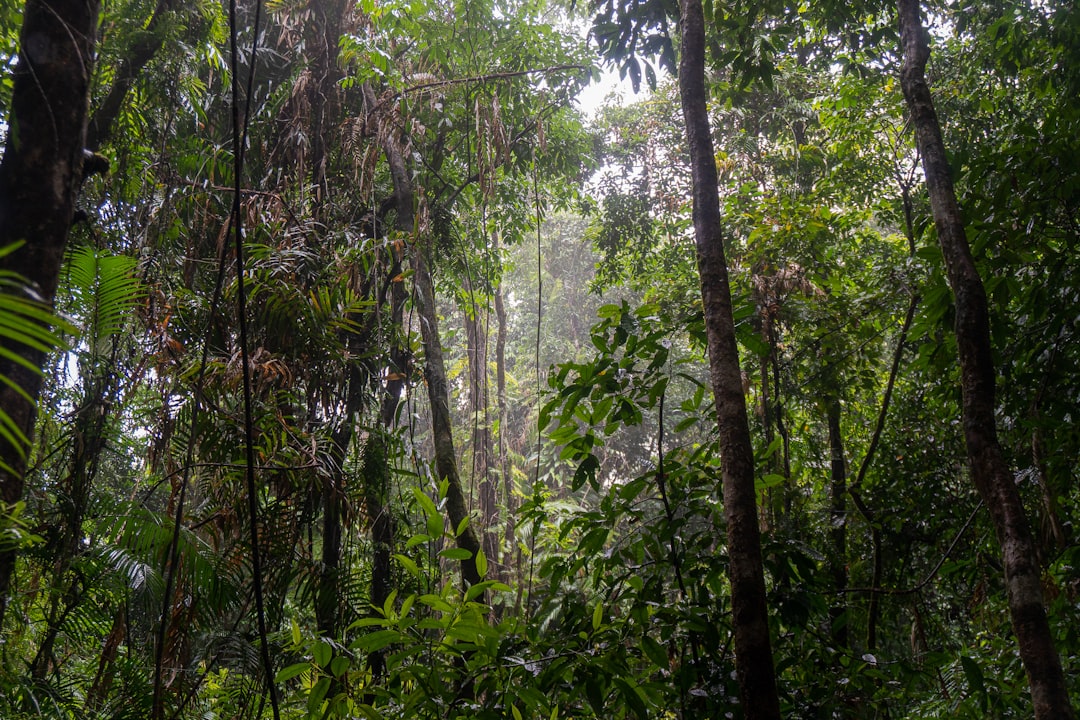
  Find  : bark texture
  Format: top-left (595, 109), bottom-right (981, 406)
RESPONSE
top-left (462, 278), bottom-right (499, 575)
top-left (0, 0), bottom-right (102, 626)
top-left (898, 1), bottom-right (1075, 717)
top-left (370, 88), bottom-right (484, 591)
top-left (413, 249), bottom-right (485, 590)
top-left (826, 399), bottom-right (848, 648)
top-left (678, 0), bottom-right (781, 716)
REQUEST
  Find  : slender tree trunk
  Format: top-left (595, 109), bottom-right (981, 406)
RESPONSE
top-left (827, 399), bottom-right (848, 648)
top-left (304, 0), bottom-right (348, 207)
top-left (462, 279), bottom-right (499, 576)
top-left (364, 188), bottom-right (411, 676)
top-left (898, 2), bottom-right (1074, 716)
top-left (318, 363), bottom-right (364, 637)
top-left (87, 608), bottom-right (126, 710)
top-left (0, 0), bottom-right (102, 628)
top-left (30, 371), bottom-right (116, 679)
top-left (678, 1), bottom-right (780, 716)
top-left (494, 277), bottom-right (514, 575)
top-left (369, 90), bottom-right (484, 592)
top-left (413, 249), bottom-right (485, 590)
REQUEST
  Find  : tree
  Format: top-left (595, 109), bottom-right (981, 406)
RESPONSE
top-left (678, 0), bottom-right (781, 716)
top-left (897, 0), bottom-right (1075, 716)
top-left (0, 0), bottom-right (103, 627)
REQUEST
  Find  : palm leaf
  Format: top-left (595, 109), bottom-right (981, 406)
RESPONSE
top-left (0, 243), bottom-right (73, 473)
top-left (64, 245), bottom-right (144, 345)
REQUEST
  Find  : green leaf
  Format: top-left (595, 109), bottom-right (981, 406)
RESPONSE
top-left (440, 547), bottom-right (473, 561)
top-left (307, 676), bottom-right (331, 714)
top-left (313, 640), bottom-right (332, 668)
top-left (350, 629), bottom-right (402, 653)
top-left (418, 594), bottom-right (454, 613)
top-left (592, 600), bottom-right (603, 631)
top-left (329, 655), bottom-right (350, 677)
top-left (355, 705), bottom-right (384, 720)
top-left (613, 677), bottom-right (649, 718)
top-left (641, 636), bottom-right (668, 669)
top-left (275, 662), bottom-right (310, 683)
top-left (399, 593), bottom-right (415, 618)
top-left (394, 553), bottom-right (419, 576)
top-left (475, 548), bottom-right (488, 578)
top-left (413, 487), bottom-right (438, 518)
top-left (960, 655), bottom-right (987, 710)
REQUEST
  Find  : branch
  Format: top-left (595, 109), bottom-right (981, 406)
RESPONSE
top-left (373, 64), bottom-right (591, 113)
top-left (841, 501), bottom-right (983, 596)
top-left (87, 0), bottom-right (179, 150)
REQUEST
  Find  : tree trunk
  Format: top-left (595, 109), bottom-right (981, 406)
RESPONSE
top-left (678, 0), bottom-right (780, 716)
top-left (897, 2), bottom-right (1075, 716)
top-left (304, 0), bottom-right (348, 207)
top-left (369, 86), bottom-right (484, 592)
top-left (827, 398), bottom-right (848, 648)
top-left (462, 278), bottom-right (499, 577)
top-left (0, 0), bottom-right (102, 628)
top-left (494, 276), bottom-right (514, 575)
top-left (318, 363), bottom-right (364, 637)
top-left (413, 249), bottom-right (485, 591)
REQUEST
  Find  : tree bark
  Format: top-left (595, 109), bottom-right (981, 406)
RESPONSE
top-left (304, 0), bottom-right (348, 207)
top-left (413, 249), bottom-right (485, 591)
top-left (678, 0), bottom-right (780, 716)
top-left (897, 2), bottom-right (1075, 717)
top-left (0, 0), bottom-right (102, 628)
top-left (462, 278), bottom-right (499, 577)
top-left (369, 85), bottom-right (484, 592)
top-left (826, 399), bottom-right (848, 648)
top-left (494, 275), bottom-right (514, 575)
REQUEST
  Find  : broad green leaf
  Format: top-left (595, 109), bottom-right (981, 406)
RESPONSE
top-left (274, 662), bottom-right (310, 683)
top-left (475, 548), bottom-right (488, 578)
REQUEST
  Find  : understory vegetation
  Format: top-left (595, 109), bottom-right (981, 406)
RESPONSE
top-left (0, 0), bottom-right (1077, 718)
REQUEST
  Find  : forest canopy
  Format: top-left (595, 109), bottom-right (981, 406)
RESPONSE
top-left (0, 0), bottom-right (1076, 718)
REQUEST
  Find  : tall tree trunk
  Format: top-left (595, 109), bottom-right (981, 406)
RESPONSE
top-left (897, 2), bottom-right (1074, 716)
top-left (31, 370), bottom-right (116, 679)
top-left (318, 363), bottom-right (364, 637)
top-left (369, 88), bottom-right (484, 592)
top-left (413, 249), bottom-right (485, 591)
top-left (364, 187), bottom-right (411, 676)
top-left (462, 279), bottom-right (499, 577)
top-left (0, 0), bottom-right (102, 628)
top-left (827, 398), bottom-right (848, 648)
top-left (494, 276), bottom-right (514, 575)
top-left (678, 1), bottom-right (780, 716)
top-left (304, 0), bottom-right (348, 207)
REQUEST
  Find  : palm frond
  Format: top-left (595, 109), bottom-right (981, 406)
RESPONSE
top-left (64, 245), bottom-right (144, 346)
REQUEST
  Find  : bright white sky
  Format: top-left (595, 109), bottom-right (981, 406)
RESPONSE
top-left (574, 67), bottom-right (639, 118)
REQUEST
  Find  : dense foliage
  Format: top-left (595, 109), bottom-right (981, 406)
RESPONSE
top-left (0, 0), bottom-right (1076, 717)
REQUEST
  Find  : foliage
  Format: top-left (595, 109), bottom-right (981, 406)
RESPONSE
top-left (0, 0), bottom-right (1078, 718)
